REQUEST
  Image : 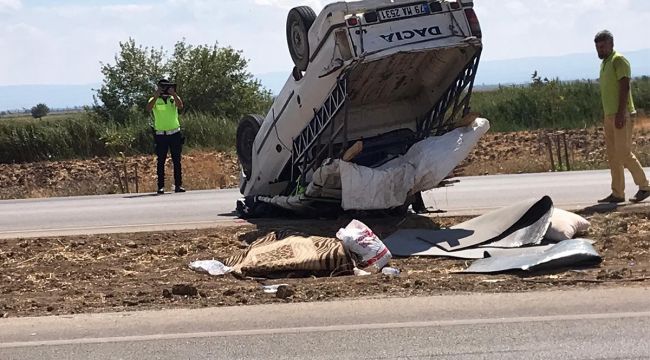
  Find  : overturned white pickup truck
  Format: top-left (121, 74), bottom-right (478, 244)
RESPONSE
top-left (236, 0), bottom-right (488, 217)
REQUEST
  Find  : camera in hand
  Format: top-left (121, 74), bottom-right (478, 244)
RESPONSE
top-left (157, 79), bottom-right (177, 95)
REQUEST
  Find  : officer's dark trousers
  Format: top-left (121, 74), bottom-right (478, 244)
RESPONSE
top-left (155, 132), bottom-right (183, 189)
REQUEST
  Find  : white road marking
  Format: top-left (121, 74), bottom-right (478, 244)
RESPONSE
top-left (3, 311), bottom-right (649, 349)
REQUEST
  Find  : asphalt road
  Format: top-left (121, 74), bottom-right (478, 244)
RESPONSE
top-left (1, 168), bottom-right (648, 238)
top-left (1, 287), bottom-right (649, 359)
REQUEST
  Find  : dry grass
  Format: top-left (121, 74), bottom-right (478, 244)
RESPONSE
top-left (1, 122), bottom-right (649, 200)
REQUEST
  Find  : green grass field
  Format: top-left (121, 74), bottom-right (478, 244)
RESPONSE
top-left (0, 112), bottom-right (236, 163)
top-left (0, 111), bottom-right (85, 121)
top-left (1, 77), bottom-right (648, 164)
top-left (471, 76), bottom-right (650, 132)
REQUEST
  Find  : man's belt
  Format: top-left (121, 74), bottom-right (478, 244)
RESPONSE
top-left (155, 128), bottom-right (181, 135)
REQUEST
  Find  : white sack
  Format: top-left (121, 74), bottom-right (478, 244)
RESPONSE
top-left (545, 208), bottom-right (591, 241)
top-left (336, 219), bottom-right (392, 271)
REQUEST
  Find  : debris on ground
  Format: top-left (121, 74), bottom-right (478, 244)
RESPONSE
top-left (381, 267), bottom-right (401, 276)
top-left (171, 284), bottom-right (198, 297)
top-left (354, 268), bottom-right (372, 276)
top-left (275, 285), bottom-right (295, 299)
top-left (336, 219), bottom-right (391, 272)
top-left (384, 196), bottom-right (554, 257)
top-left (1, 207), bottom-right (648, 317)
top-left (224, 231), bottom-right (353, 278)
top-left (261, 284), bottom-right (290, 294)
top-left (162, 289), bottom-right (173, 298)
top-left (193, 197), bottom-right (594, 276)
top-left (189, 260), bottom-right (232, 276)
top-left (546, 208), bottom-right (591, 241)
top-left (384, 196), bottom-right (599, 273)
top-left (125, 241), bottom-right (138, 249)
top-left (464, 239), bottom-right (601, 273)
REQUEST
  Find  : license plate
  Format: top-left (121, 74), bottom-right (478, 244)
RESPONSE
top-left (378, 3), bottom-right (430, 22)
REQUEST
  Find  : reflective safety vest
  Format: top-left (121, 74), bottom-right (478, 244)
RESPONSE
top-left (150, 96), bottom-right (181, 131)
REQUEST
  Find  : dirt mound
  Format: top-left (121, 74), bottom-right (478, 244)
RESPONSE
top-left (0, 151), bottom-right (239, 199)
top-left (460, 124), bottom-right (649, 175)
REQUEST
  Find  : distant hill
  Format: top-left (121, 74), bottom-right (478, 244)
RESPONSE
top-left (255, 49), bottom-right (650, 94)
top-left (2, 49), bottom-right (648, 110)
top-left (474, 48), bottom-right (650, 86)
top-left (0, 84), bottom-right (98, 112)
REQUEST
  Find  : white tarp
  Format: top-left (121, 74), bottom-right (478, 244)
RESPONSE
top-left (258, 118), bottom-right (490, 212)
top-left (340, 160), bottom-right (416, 210)
top-left (397, 117), bottom-right (490, 194)
top-left (341, 118), bottom-right (490, 210)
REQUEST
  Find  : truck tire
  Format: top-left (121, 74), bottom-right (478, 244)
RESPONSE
top-left (286, 6), bottom-right (317, 72)
top-left (236, 114), bottom-right (264, 179)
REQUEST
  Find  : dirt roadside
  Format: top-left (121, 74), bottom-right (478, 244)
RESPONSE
top-left (1, 121), bottom-right (648, 200)
top-left (1, 206), bottom-right (648, 318)
top-left (0, 151), bottom-right (240, 200)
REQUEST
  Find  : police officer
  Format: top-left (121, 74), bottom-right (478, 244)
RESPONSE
top-left (146, 79), bottom-right (186, 194)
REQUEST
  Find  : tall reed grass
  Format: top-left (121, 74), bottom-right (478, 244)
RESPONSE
top-left (0, 112), bottom-right (237, 163)
top-left (2, 77), bottom-right (648, 164)
top-left (470, 76), bottom-right (650, 132)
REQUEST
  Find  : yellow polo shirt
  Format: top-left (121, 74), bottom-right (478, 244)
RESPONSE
top-left (600, 51), bottom-right (636, 116)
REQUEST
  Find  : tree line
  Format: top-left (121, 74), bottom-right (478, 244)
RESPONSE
top-left (93, 38), bottom-right (272, 125)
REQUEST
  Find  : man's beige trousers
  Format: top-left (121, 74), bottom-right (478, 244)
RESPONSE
top-left (603, 113), bottom-right (650, 198)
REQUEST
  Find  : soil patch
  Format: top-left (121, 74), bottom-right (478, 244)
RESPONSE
top-left (0, 151), bottom-right (239, 199)
top-left (1, 208), bottom-right (648, 318)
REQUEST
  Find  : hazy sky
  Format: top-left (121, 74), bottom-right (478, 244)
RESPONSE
top-left (1, 0), bottom-right (649, 85)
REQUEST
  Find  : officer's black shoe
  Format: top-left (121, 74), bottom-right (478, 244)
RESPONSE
top-left (174, 186), bottom-right (186, 193)
top-left (157, 188), bottom-right (165, 195)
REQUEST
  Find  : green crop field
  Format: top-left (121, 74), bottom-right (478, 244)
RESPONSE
top-left (2, 77), bottom-right (648, 164)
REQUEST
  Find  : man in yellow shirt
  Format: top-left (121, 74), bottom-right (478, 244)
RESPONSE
top-left (595, 30), bottom-right (649, 203)
top-left (146, 79), bottom-right (185, 195)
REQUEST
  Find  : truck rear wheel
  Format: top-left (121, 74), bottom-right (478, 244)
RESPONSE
top-left (236, 114), bottom-right (264, 179)
top-left (286, 6), bottom-right (317, 72)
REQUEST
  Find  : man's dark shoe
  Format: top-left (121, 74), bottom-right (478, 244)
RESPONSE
top-left (630, 190), bottom-right (650, 203)
top-left (597, 194), bottom-right (625, 203)
top-left (157, 188), bottom-right (165, 195)
top-left (174, 186), bottom-right (186, 193)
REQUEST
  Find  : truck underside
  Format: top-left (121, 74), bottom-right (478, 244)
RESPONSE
top-left (288, 44), bottom-right (481, 196)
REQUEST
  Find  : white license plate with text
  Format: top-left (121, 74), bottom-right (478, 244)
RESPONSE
top-left (378, 3), bottom-right (430, 21)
